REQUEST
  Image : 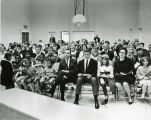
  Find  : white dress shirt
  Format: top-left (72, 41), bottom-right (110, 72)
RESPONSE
top-left (84, 58), bottom-right (91, 72)
top-left (65, 58), bottom-right (70, 68)
top-left (97, 62), bottom-right (114, 78)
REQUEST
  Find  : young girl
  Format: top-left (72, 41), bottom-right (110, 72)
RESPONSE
top-left (136, 57), bottom-right (151, 99)
top-left (33, 62), bottom-right (45, 94)
top-left (97, 54), bottom-right (114, 105)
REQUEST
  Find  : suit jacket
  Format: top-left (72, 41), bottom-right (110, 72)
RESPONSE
top-left (78, 58), bottom-right (97, 77)
top-left (58, 58), bottom-right (78, 76)
top-left (1, 60), bottom-right (14, 87)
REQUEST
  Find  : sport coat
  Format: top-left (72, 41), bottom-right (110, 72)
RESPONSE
top-left (78, 58), bottom-right (97, 77)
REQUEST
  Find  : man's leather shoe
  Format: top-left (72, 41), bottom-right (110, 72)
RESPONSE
top-left (61, 97), bottom-right (65, 101)
top-left (49, 89), bottom-right (54, 97)
top-left (95, 102), bottom-right (100, 109)
top-left (74, 100), bottom-right (79, 105)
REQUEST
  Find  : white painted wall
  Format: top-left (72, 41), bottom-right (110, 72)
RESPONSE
top-left (30, 0), bottom-right (139, 44)
top-left (0, 0), bottom-right (1, 43)
top-left (1, 0), bottom-right (30, 46)
top-left (139, 0), bottom-right (151, 48)
top-left (1, 0), bottom-right (139, 46)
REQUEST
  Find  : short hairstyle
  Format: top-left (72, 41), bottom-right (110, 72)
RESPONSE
top-left (17, 44), bottom-right (22, 47)
top-left (36, 45), bottom-right (42, 49)
top-left (4, 52), bottom-right (12, 60)
top-left (24, 42), bottom-right (30, 46)
top-left (84, 48), bottom-right (91, 53)
top-left (119, 47), bottom-right (128, 55)
top-left (139, 42), bottom-right (144, 47)
top-left (105, 41), bottom-right (110, 45)
top-left (25, 50), bottom-right (31, 56)
top-left (82, 44), bottom-right (87, 50)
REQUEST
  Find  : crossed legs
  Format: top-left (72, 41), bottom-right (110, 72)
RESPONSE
top-left (115, 82), bottom-right (133, 104)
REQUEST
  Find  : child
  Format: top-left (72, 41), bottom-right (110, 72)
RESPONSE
top-left (33, 62), bottom-right (45, 94)
top-left (136, 57), bottom-right (151, 99)
top-left (97, 54), bottom-right (114, 105)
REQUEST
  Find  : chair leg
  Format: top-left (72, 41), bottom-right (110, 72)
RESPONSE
top-left (57, 85), bottom-right (61, 99)
top-left (114, 86), bottom-right (116, 99)
top-left (114, 86), bottom-right (118, 100)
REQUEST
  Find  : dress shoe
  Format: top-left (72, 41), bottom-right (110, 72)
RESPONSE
top-left (101, 98), bottom-right (108, 105)
top-left (128, 101), bottom-right (133, 105)
top-left (128, 97), bottom-right (133, 105)
top-left (74, 100), bottom-right (79, 105)
top-left (61, 97), bottom-right (65, 101)
top-left (49, 90), bottom-right (54, 97)
top-left (95, 102), bottom-right (100, 109)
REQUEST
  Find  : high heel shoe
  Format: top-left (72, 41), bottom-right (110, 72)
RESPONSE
top-left (128, 95), bottom-right (134, 105)
top-left (101, 98), bottom-right (108, 105)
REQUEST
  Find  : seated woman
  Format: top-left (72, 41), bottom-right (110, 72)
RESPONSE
top-left (97, 54), bottom-right (114, 105)
top-left (15, 59), bottom-right (36, 91)
top-left (77, 44), bottom-right (87, 62)
top-left (136, 57), bottom-right (151, 99)
top-left (39, 59), bottom-right (57, 94)
top-left (114, 47), bottom-right (135, 105)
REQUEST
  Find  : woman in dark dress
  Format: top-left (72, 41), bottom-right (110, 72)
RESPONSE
top-left (1, 53), bottom-right (14, 89)
top-left (114, 47), bottom-right (135, 104)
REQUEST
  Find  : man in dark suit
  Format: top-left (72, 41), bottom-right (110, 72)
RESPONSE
top-left (50, 49), bottom-right (78, 101)
top-left (74, 49), bottom-right (99, 109)
top-left (1, 53), bottom-right (14, 89)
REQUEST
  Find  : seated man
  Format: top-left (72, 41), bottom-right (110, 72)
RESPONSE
top-left (74, 49), bottom-right (99, 109)
top-left (50, 49), bottom-right (78, 101)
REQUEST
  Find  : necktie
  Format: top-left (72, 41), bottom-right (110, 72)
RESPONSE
top-left (85, 59), bottom-right (88, 73)
top-left (66, 59), bottom-right (69, 69)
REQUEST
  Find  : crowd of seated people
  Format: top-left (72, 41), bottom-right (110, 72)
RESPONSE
top-left (0, 38), bottom-right (151, 109)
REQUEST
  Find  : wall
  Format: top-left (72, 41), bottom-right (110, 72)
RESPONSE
top-left (1, 0), bottom-right (139, 46)
top-left (29, 0), bottom-right (139, 44)
top-left (29, 0), bottom-right (74, 44)
top-left (0, 0), bottom-right (1, 43)
top-left (1, 0), bottom-right (30, 46)
top-left (139, 0), bottom-right (151, 48)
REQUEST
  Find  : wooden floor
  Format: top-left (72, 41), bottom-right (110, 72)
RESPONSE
top-left (0, 86), bottom-right (151, 120)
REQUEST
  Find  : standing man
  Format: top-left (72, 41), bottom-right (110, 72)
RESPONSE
top-left (50, 49), bottom-right (78, 101)
top-left (1, 53), bottom-right (14, 89)
top-left (74, 49), bottom-right (99, 109)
